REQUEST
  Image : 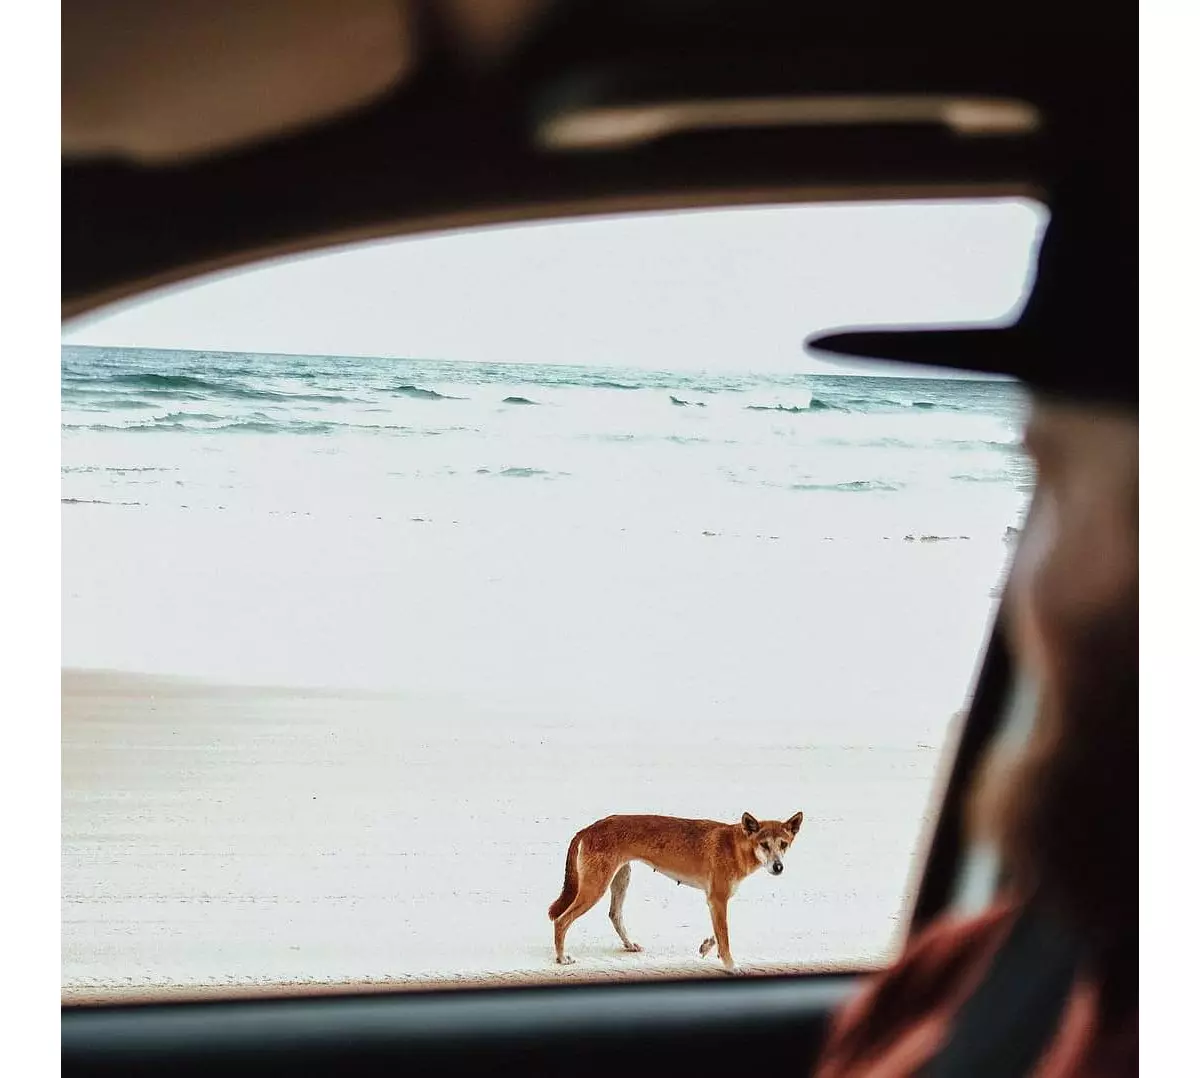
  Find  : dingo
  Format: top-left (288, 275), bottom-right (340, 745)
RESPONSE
top-left (548, 811), bottom-right (804, 972)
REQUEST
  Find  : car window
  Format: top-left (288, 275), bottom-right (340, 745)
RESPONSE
top-left (62, 198), bottom-right (1040, 1003)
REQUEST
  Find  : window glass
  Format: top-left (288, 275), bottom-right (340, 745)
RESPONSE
top-left (62, 199), bottom-right (1040, 1001)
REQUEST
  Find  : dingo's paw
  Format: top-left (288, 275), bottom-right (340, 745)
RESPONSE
top-left (556, 954), bottom-right (576, 966)
top-left (623, 942), bottom-right (644, 953)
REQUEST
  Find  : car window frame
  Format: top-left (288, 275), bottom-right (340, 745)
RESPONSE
top-left (61, 186), bottom-right (1028, 1013)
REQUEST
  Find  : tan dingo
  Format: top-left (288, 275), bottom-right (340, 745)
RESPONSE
top-left (548, 811), bottom-right (804, 972)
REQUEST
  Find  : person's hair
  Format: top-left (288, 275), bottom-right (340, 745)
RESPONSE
top-left (969, 435), bottom-right (1137, 1014)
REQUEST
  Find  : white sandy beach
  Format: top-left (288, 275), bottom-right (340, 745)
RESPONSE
top-left (60, 504), bottom-right (1005, 1003)
top-left (62, 667), bottom-right (958, 1004)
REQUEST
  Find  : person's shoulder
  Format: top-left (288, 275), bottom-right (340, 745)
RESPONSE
top-left (815, 901), bottom-right (1021, 1076)
top-left (889, 900), bottom-right (1021, 987)
top-left (859, 899), bottom-right (1020, 1008)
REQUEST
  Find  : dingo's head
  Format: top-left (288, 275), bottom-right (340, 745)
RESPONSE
top-left (741, 811), bottom-right (804, 876)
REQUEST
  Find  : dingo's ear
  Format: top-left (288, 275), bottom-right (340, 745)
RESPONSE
top-left (741, 812), bottom-right (761, 834)
top-left (786, 811), bottom-right (804, 834)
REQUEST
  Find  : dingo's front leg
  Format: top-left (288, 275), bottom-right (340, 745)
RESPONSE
top-left (706, 890), bottom-right (737, 974)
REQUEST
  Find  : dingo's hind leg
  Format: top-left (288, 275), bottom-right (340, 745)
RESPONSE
top-left (553, 857), bottom-right (616, 965)
top-left (608, 863), bottom-right (642, 953)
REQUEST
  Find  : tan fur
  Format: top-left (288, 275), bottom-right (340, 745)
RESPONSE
top-left (548, 810), bottom-right (803, 972)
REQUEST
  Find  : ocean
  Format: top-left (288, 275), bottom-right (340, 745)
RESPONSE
top-left (62, 344), bottom-right (1030, 530)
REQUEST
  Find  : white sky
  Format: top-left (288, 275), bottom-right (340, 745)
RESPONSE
top-left (63, 198), bottom-right (1045, 376)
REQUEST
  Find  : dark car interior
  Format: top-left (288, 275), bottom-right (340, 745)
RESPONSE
top-left (62, 1), bottom-right (1132, 1074)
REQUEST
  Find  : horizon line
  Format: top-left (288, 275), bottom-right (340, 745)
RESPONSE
top-left (60, 342), bottom-right (1015, 382)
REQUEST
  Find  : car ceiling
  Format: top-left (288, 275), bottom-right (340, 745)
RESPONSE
top-left (62, 0), bottom-right (1131, 321)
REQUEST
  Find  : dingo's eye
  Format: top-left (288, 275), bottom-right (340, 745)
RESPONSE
top-left (760, 841), bottom-right (769, 850)
top-left (780, 842), bottom-right (788, 851)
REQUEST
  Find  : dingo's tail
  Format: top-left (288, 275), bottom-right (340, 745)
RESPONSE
top-left (548, 832), bottom-right (582, 920)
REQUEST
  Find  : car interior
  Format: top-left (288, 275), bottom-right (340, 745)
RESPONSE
top-left (61, 2), bottom-right (1132, 1074)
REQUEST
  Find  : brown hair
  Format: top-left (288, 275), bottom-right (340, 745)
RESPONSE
top-left (970, 492), bottom-right (1137, 1013)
